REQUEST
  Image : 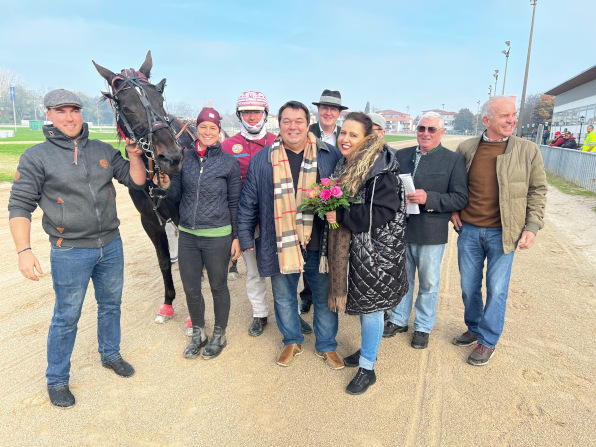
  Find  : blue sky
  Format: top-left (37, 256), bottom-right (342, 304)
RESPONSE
top-left (1, 0), bottom-right (592, 118)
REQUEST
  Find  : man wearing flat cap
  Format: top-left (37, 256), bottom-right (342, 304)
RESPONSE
top-left (299, 90), bottom-right (348, 314)
top-left (8, 89), bottom-right (146, 408)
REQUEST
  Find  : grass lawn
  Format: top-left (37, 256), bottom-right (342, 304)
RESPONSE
top-left (384, 135), bottom-right (415, 142)
top-left (546, 171), bottom-right (596, 197)
top-left (0, 126), bottom-right (118, 142)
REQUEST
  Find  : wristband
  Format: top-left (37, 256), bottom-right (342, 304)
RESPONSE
top-left (17, 247), bottom-right (31, 255)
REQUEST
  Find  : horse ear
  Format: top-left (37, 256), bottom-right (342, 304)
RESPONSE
top-left (93, 61), bottom-right (116, 83)
top-left (101, 91), bottom-right (113, 100)
top-left (155, 78), bottom-right (167, 93)
top-left (139, 50), bottom-right (153, 78)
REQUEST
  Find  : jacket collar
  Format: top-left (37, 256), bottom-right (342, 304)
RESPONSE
top-left (43, 123), bottom-right (89, 150)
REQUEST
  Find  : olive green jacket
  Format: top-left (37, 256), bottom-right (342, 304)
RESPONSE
top-left (457, 135), bottom-right (547, 254)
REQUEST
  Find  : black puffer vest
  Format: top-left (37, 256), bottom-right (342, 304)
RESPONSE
top-left (345, 150), bottom-right (408, 314)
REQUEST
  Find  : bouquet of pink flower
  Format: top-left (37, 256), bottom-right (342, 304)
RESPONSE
top-left (298, 178), bottom-right (351, 229)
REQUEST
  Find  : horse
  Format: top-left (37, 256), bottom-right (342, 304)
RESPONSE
top-left (93, 51), bottom-right (197, 332)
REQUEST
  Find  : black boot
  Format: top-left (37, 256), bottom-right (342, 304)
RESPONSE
top-left (48, 385), bottom-right (75, 408)
top-left (183, 327), bottom-right (208, 359)
top-left (202, 326), bottom-right (227, 360)
top-left (248, 317), bottom-right (268, 337)
top-left (346, 367), bottom-right (376, 395)
top-left (299, 316), bottom-right (313, 335)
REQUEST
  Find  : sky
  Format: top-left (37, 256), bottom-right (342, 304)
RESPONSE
top-left (0, 0), bottom-right (593, 118)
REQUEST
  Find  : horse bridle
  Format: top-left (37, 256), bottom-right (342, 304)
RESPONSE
top-left (107, 69), bottom-right (177, 223)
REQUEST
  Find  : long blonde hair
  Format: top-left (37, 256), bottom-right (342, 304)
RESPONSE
top-left (338, 131), bottom-right (385, 196)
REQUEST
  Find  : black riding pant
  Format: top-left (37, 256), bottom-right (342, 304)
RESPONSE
top-left (178, 231), bottom-right (232, 330)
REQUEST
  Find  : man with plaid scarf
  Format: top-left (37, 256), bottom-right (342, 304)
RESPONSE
top-left (238, 100), bottom-right (344, 369)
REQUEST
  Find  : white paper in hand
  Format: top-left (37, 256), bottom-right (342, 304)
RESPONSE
top-left (399, 173), bottom-right (420, 215)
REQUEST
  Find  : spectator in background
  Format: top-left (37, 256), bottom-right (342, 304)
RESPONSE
top-left (368, 113), bottom-right (386, 139)
top-left (549, 131), bottom-right (564, 147)
top-left (582, 125), bottom-right (596, 152)
top-left (542, 128), bottom-right (550, 145)
top-left (561, 132), bottom-right (577, 149)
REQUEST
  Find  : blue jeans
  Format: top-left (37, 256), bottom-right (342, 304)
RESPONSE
top-left (270, 250), bottom-right (338, 353)
top-left (390, 243), bottom-right (446, 333)
top-left (359, 310), bottom-right (385, 370)
top-left (47, 236), bottom-right (124, 388)
top-left (457, 223), bottom-right (515, 349)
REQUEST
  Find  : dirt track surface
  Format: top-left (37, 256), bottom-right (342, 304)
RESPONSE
top-left (1, 136), bottom-right (595, 446)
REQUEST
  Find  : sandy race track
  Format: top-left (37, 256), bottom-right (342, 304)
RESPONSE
top-left (0, 136), bottom-right (595, 446)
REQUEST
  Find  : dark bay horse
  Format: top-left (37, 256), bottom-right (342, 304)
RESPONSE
top-left (93, 51), bottom-right (196, 329)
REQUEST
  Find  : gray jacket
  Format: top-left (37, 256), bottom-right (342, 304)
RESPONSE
top-left (395, 144), bottom-right (468, 245)
top-left (8, 123), bottom-right (144, 248)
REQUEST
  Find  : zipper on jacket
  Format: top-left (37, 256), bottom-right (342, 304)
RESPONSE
top-left (192, 157), bottom-right (205, 227)
top-left (80, 145), bottom-right (104, 247)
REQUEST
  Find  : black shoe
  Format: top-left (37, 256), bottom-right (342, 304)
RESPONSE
top-left (300, 300), bottom-right (312, 314)
top-left (411, 331), bottom-right (429, 349)
top-left (343, 350), bottom-right (360, 367)
top-left (384, 310), bottom-right (391, 321)
top-left (346, 368), bottom-right (376, 395)
top-left (299, 316), bottom-right (313, 335)
top-left (383, 321), bottom-right (408, 338)
top-left (248, 317), bottom-right (267, 337)
top-left (48, 385), bottom-right (75, 408)
top-left (184, 327), bottom-right (208, 359)
top-left (102, 358), bottom-right (135, 378)
top-left (203, 326), bottom-right (227, 360)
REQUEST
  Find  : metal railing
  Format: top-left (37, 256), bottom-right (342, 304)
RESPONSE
top-left (540, 145), bottom-right (596, 192)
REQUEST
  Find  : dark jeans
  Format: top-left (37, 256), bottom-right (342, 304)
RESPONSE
top-left (178, 231), bottom-right (232, 330)
top-left (299, 275), bottom-right (312, 304)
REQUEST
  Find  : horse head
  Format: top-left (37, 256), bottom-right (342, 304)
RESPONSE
top-left (93, 51), bottom-right (184, 176)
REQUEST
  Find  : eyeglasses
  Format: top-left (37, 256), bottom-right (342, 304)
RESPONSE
top-left (318, 105), bottom-right (339, 112)
top-left (241, 110), bottom-right (264, 117)
top-left (417, 125), bottom-right (440, 134)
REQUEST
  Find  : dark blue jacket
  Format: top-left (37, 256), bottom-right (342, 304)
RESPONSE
top-left (238, 138), bottom-right (341, 277)
top-left (168, 142), bottom-right (241, 237)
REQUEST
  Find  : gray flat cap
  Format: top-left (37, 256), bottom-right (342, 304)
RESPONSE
top-left (368, 113), bottom-right (386, 130)
top-left (44, 89), bottom-right (83, 109)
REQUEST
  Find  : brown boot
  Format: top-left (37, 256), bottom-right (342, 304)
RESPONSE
top-left (276, 343), bottom-right (303, 367)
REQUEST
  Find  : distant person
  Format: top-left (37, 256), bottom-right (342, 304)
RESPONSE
top-left (8, 89), bottom-right (146, 408)
top-left (298, 90), bottom-right (349, 316)
top-left (237, 101), bottom-right (343, 370)
top-left (383, 112), bottom-right (468, 349)
top-left (549, 131), bottom-right (564, 147)
top-left (221, 91), bottom-right (276, 337)
top-left (582, 125), bottom-right (596, 152)
top-left (368, 113), bottom-right (386, 139)
top-left (561, 132), bottom-right (577, 149)
top-left (542, 129), bottom-right (550, 145)
top-left (451, 96), bottom-right (547, 366)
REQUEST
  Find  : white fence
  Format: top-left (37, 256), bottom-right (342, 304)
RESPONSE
top-left (540, 145), bottom-right (596, 193)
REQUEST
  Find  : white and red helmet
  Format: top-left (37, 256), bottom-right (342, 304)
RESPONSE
top-left (236, 91), bottom-right (269, 113)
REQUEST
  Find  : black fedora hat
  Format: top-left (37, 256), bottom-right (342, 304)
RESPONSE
top-left (312, 89), bottom-right (348, 111)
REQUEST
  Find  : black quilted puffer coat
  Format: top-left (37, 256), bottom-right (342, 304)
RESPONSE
top-left (167, 142), bottom-right (242, 237)
top-left (336, 147), bottom-right (408, 314)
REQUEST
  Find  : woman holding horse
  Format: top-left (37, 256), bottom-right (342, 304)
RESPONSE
top-left (324, 112), bottom-right (408, 395)
top-left (163, 108), bottom-right (242, 360)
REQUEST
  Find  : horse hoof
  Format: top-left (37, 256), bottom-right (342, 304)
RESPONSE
top-left (155, 304), bottom-right (174, 324)
top-left (228, 272), bottom-right (239, 281)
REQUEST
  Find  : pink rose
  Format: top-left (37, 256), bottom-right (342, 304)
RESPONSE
top-left (330, 186), bottom-right (343, 197)
top-left (319, 189), bottom-right (331, 201)
top-left (320, 178), bottom-right (331, 186)
top-left (333, 181), bottom-right (339, 186)
top-left (306, 189), bottom-right (317, 199)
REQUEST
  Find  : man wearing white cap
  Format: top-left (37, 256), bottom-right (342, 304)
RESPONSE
top-left (8, 89), bottom-right (146, 408)
top-left (222, 91), bottom-right (276, 336)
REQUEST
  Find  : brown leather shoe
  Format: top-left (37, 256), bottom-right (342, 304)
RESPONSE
top-left (277, 344), bottom-right (303, 367)
top-left (315, 350), bottom-right (345, 370)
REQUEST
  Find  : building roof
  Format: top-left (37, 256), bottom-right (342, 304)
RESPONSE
top-left (421, 109), bottom-right (458, 115)
top-left (545, 65), bottom-right (596, 96)
top-left (377, 109), bottom-right (408, 116)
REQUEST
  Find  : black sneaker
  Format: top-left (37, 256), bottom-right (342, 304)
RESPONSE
top-left (248, 317), bottom-right (267, 337)
top-left (452, 331), bottom-right (478, 347)
top-left (343, 349), bottom-right (360, 367)
top-left (102, 358), bottom-right (135, 377)
top-left (467, 343), bottom-right (495, 366)
top-left (383, 321), bottom-right (408, 338)
top-left (300, 300), bottom-right (312, 314)
top-left (48, 385), bottom-right (75, 408)
top-left (346, 368), bottom-right (376, 395)
top-left (384, 310), bottom-right (391, 321)
top-left (299, 316), bottom-right (313, 335)
top-left (411, 331), bottom-right (429, 349)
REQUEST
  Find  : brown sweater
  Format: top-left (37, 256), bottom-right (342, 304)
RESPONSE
top-left (460, 139), bottom-right (507, 227)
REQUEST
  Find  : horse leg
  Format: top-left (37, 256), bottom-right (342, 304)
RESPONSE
top-left (140, 216), bottom-right (177, 323)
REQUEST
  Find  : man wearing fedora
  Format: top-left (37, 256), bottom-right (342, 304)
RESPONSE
top-left (8, 89), bottom-right (146, 408)
top-left (299, 90), bottom-right (349, 314)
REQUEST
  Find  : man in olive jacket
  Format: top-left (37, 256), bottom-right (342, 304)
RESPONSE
top-left (451, 96), bottom-right (547, 366)
top-left (384, 112), bottom-right (468, 349)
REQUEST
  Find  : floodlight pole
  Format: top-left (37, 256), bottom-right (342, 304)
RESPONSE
top-left (502, 41), bottom-right (511, 95)
top-left (517, 0), bottom-right (537, 136)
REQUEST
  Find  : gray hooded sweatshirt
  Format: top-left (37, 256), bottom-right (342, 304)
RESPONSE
top-left (8, 123), bottom-right (145, 248)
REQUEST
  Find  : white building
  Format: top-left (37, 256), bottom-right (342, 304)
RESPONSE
top-left (545, 65), bottom-right (596, 144)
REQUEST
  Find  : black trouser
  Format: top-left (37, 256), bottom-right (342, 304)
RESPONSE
top-left (179, 231), bottom-right (232, 329)
top-left (299, 274), bottom-right (313, 304)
